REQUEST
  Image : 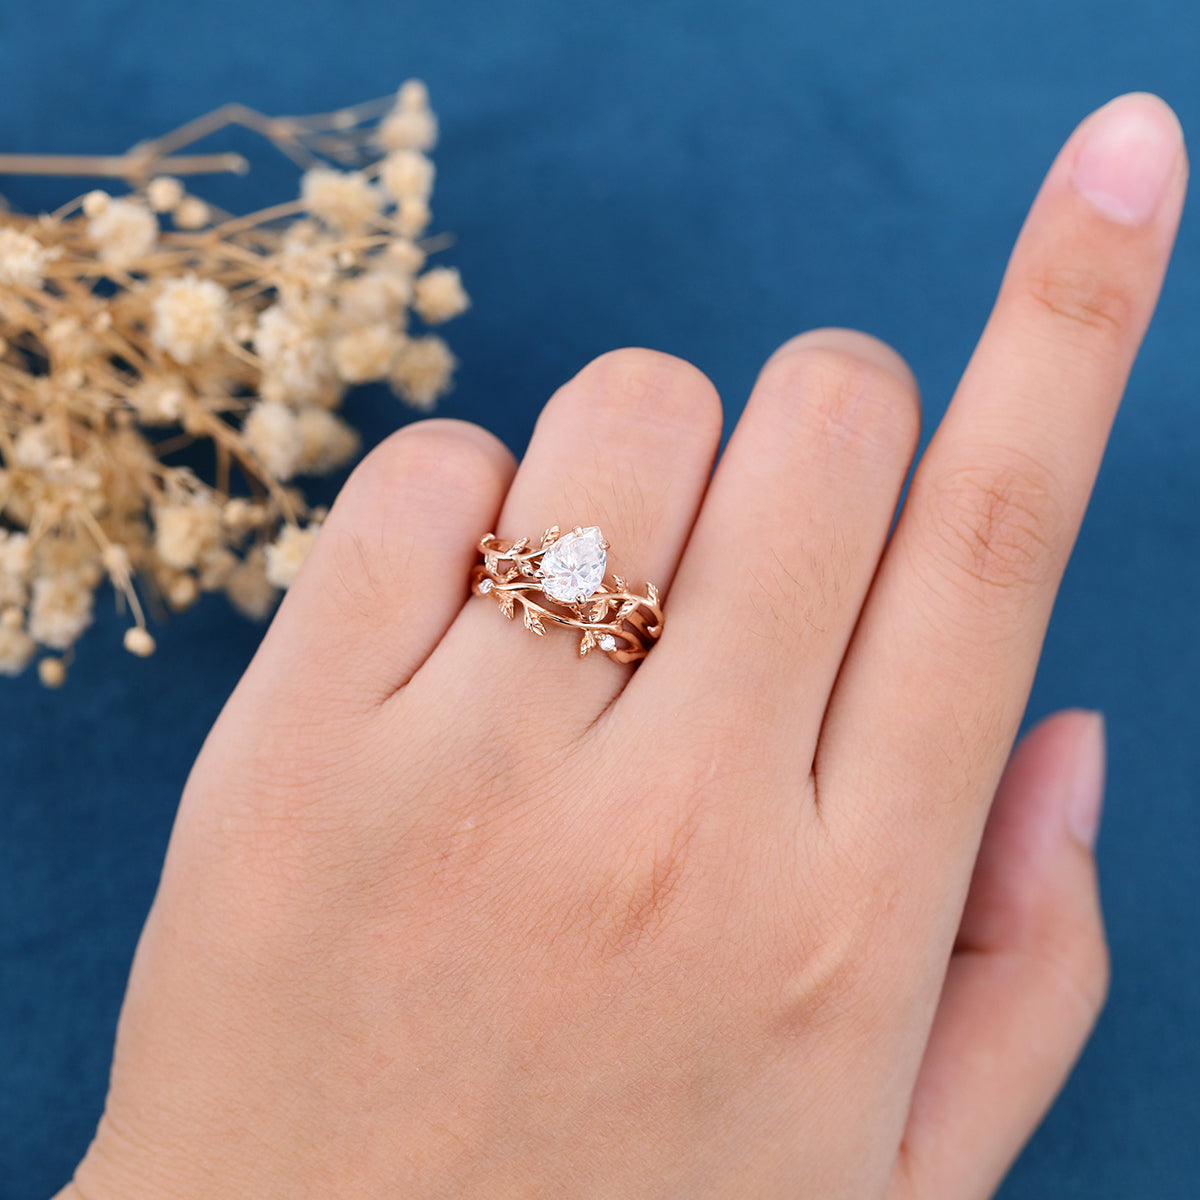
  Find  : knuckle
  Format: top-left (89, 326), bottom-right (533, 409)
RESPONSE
top-left (1036, 898), bottom-right (1112, 1024)
top-left (350, 419), bottom-right (511, 516)
top-left (573, 728), bottom-right (748, 965)
top-left (588, 819), bottom-right (697, 960)
top-left (572, 347), bottom-right (723, 443)
top-left (769, 838), bottom-right (904, 1035)
top-left (1022, 263), bottom-right (1134, 342)
top-left (759, 343), bottom-right (921, 462)
top-left (917, 453), bottom-right (1062, 602)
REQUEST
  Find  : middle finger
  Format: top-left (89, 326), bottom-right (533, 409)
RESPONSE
top-left (633, 328), bottom-right (921, 773)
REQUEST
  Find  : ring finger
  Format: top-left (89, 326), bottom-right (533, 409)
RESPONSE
top-left (424, 347), bottom-right (724, 720)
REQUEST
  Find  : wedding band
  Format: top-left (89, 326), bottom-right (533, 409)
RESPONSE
top-left (471, 525), bottom-right (663, 662)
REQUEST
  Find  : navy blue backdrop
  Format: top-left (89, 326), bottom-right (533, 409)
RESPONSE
top-left (1, 2), bottom-right (1197, 1197)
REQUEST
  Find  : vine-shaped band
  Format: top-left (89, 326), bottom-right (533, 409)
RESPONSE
top-left (470, 525), bottom-right (663, 663)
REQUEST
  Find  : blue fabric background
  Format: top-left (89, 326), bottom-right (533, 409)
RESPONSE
top-left (1, 2), bottom-right (1197, 1196)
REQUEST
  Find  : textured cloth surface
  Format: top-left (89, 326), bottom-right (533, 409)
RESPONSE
top-left (2, 3), bottom-right (1198, 1197)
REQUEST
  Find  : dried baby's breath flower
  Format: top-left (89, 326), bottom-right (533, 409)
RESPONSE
top-left (13, 423), bottom-right (56, 469)
top-left (0, 621), bottom-right (35, 676)
top-left (155, 501), bottom-right (222, 570)
top-left (0, 531), bottom-right (32, 577)
top-left (173, 195), bottom-right (210, 230)
top-left (0, 83), bottom-right (469, 683)
top-left (37, 656), bottom-right (66, 688)
top-left (44, 316), bottom-right (99, 366)
top-left (28, 574), bottom-right (94, 650)
top-left (224, 546), bottom-right (277, 620)
top-left (81, 190), bottom-right (110, 218)
top-left (388, 239), bottom-right (426, 275)
top-left (0, 227), bottom-right (51, 289)
top-left (413, 266), bottom-right (470, 324)
top-left (87, 196), bottom-right (157, 267)
top-left (295, 407), bottom-right (361, 475)
top-left (163, 572), bottom-right (199, 610)
top-left (389, 335), bottom-right (456, 411)
top-left (123, 626), bottom-right (156, 656)
top-left (241, 401), bottom-right (305, 480)
top-left (381, 151), bottom-right (435, 203)
top-left (253, 305), bottom-right (333, 405)
top-left (129, 376), bottom-right (187, 425)
top-left (152, 275), bottom-right (229, 364)
top-left (265, 522), bottom-right (321, 588)
top-left (339, 271), bottom-right (412, 325)
top-left (332, 324), bottom-right (401, 384)
top-left (379, 103), bottom-right (438, 154)
top-left (395, 197), bottom-right (432, 239)
top-left (146, 176), bottom-right (185, 213)
top-left (397, 79), bottom-right (430, 111)
top-left (301, 167), bottom-right (383, 233)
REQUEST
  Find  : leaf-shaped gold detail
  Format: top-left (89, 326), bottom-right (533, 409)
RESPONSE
top-left (509, 537), bottom-right (529, 555)
top-left (589, 598), bottom-right (610, 622)
top-left (524, 607), bottom-right (546, 636)
top-left (612, 574), bottom-right (627, 592)
top-left (617, 598), bottom-right (638, 620)
top-left (503, 567), bottom-right (520, 582)
top-left (646, 582), bottom-right (660, 606)
top-left (484, 551), bottom-right (499, 575)
top-left (578, 629), bottom-right (596, 657)
top-left (497, 591), bottom-right (515, 619)
top-left (541, 525), bottom-right (560, 547)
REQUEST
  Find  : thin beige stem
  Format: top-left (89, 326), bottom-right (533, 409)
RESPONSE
top-left (208, 198), bottom-right (307, 238)
top-left (147, 431), bottom-right (197, 458)
top-left (74, 504), bottom-right (148, 628)
top-left (0, 152), bottom-right (249, 179)
top-left (286, 95), bottom-right (394, 132)
top-left (215, 438), bottom-right (231, 498)
top-left (129, 103), bottom-right (293, 161)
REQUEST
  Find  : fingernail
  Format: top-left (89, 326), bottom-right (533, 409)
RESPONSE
top-left (1071, 94), bottom-right (1182, 226)
top-left (1067, 711), bottom-right (1106, 848)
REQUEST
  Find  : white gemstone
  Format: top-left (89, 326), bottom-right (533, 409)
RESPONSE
top-left (597, 633), bottom-right (617, 652)
top-left (478, 578), bottom-right (493, 594)
top-left (538, 525), bottom-right (607, 603)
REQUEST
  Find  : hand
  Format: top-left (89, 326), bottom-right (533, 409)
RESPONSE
top-left (60, 93), bottom-right (1186, 1199)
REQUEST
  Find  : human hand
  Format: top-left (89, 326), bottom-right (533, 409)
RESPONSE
top-left (60, 93), bottom-right (1186, 1199)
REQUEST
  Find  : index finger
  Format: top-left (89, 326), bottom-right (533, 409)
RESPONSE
top-left (819, 95), bottom-right (1186, 877)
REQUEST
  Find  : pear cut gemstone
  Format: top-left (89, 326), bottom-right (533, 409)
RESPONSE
top-left (539, 526), bottom-right (607, 603)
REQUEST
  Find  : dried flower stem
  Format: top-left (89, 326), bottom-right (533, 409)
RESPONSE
top-left (1, 81), bottom-right (469, 684)
top-left (0, 153), bottom-right (249, 178)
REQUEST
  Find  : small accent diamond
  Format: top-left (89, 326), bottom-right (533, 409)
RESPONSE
top-left (597, 633), bottom-right (617, 652)
top-left (478, 578), bottom-right (494, 594)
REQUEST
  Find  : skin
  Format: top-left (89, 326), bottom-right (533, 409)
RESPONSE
top-left (57, 93), bottom-right (1185, 1198)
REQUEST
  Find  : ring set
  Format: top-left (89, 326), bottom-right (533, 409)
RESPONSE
top-left (472, 524), bottom-right (662, 662)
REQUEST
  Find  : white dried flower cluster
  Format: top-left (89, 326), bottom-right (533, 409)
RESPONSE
top-left (151, 274), bottom-right (229, 364)
top-left (265, 522), bottom-right (322, 589)
top-left (0, 82), bottom-right (468, 686)
top-left (301, 168), bottom-right (384, 232)
top-left (86, 196), bottom-right (159, 268)
top-left (378, 80), bottom-right (439, 153)
top-left (413, 267), bottom-right (470, 324)
top-left (0, 227), bottom-right (55, 289)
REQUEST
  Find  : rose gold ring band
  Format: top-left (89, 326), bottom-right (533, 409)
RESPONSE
top-left (471, 524), bottom-right (663, 663)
